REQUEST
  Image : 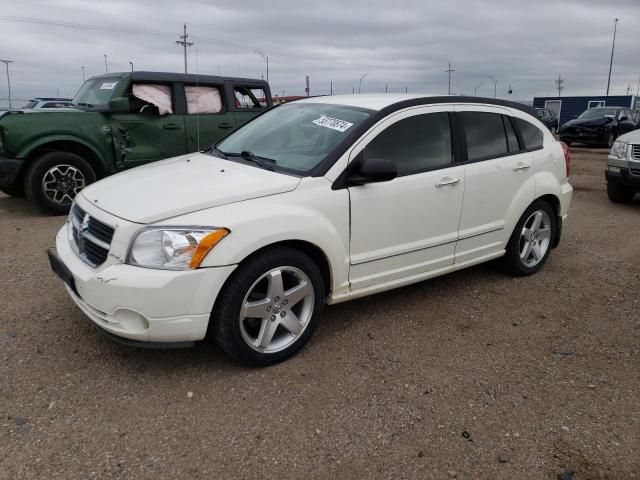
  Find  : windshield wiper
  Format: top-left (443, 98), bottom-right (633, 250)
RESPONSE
top-left (225, 150), bottom-right (276, 171)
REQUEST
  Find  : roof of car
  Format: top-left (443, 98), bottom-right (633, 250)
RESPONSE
top-left (88, 71), bottom-right (269, 86)
top-left (31, 97), bottom-right (73, 101)
top-left (297, 93), bottom-right (537, 117)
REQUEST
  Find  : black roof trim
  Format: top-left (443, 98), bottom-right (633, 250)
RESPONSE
top-left (87, 71), bottom-right (268, 86)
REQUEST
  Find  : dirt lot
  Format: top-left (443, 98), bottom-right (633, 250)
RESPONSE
top-left (1, 148), bottom-right (638, 479)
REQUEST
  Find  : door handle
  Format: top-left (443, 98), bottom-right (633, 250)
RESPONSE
top-left (435, 177), bottom-right (461, 187)
top-left (162, 123), bottom-right (181, 130)
top-left (513, 162), bottom-right (531, 171)
top-left (218, 122), bottom-right (234, 130)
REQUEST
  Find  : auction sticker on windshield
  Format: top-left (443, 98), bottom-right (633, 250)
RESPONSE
top-left (100, 82), bottom-right (118, 90)
top-left (312, 116), bottom-right (354, 133)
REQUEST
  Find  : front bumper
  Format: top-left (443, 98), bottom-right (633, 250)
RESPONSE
top-left (52, 223), bottom-right (237, 344)
top-left (605, 168), bottom-right (640, 190)
top-left (559, 129), bottom-right (608, 145)
top-left (0, 155), bottom-right (24, 186)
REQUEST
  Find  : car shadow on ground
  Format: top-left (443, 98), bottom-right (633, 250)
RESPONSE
top-left (0, 193), bottom-right (63, 218)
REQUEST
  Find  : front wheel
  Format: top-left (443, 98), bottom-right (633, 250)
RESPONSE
top-left (24, 151), bottom-right (96, 215)
top-left (606, 131), bottom-right (616, 148)
top-left (607, 182), bottom-right (635, 203)
top-left (211, 247), bottom-right (325, 366)
top-left (503, 201), bottom-right (556, 276)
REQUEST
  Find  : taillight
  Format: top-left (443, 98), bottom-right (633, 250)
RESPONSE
top-left (560, 142), bottom-right (571, 177)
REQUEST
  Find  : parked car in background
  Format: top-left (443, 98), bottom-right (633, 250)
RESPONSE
top-left (0, 71), bottom-right (272, 213)
top-left (606, 129), bottom-right (640, 203)
top-left (48, 94), bottom-right (573, 366)
top-left (559, 107), bottom-right (638, 148)
top-left (23, 98), bottom-right (75, 109)
top-left (535, 108), bottom-right (558, 133)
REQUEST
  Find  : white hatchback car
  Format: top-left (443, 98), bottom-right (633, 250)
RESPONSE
top-left (49, 94), bottom-right (573, 365)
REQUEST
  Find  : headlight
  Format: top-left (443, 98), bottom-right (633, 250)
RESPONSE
top-left (610, 141), bottom-right (628, 160)
top-left (128, 227), bottom-right (230, 270)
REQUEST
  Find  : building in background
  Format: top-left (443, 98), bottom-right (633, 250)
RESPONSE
top-left (533, 95), bottom-right (638, 127)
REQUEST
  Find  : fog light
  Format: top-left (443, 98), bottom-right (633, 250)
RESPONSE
top-left (113, 309), bottom-right (149, 333)
top-left (608, 166), bottom-right (621, 174)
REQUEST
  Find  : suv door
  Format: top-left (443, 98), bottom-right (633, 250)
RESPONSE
top-left (182, 83), bottom-right (236, 150)
top-left (110, 82), bottom-right (187, 169)
top-left (454, 107), bottom-right (535, 264)
top-left (348, 107), bottom-right (464, 291)
top-left (229, 83), bottom-right (271, 128)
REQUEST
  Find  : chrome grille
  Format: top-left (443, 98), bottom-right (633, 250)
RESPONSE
top-left (69, 204), bottom-right (114, 267)
top-left (632, 144), bottom-right (640, 161)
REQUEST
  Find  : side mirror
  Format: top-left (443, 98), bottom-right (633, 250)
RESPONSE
top-left (108, 97), bottom-right (130, 113)
top-left (348, 157), bottom-right (397, 186)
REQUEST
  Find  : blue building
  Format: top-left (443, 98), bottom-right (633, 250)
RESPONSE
top-left (532, 95), bottom-right (638, 127)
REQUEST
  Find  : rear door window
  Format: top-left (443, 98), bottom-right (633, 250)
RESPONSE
top-left (461, 111), bottom-right (508, 161)
top-left (514, 118), bottom-right (544, 150)
top-left (185, 85), bottom-right (223, 114)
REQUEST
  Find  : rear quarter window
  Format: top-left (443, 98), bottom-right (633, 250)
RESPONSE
top-left (514, 118), bottom-right (544, 150)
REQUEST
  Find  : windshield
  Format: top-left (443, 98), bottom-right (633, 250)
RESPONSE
top-left (578, 108), bottom-right (619, 120)
top-left (216, 102), bottom-right (372, 174)
top-left (73, 77), bottom-right (120, 107)
top-left (23, 100), bottom-right (38, 109)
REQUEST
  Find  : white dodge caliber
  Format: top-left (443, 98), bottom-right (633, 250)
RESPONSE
top-left (49, 94), bottom-right (573, 365)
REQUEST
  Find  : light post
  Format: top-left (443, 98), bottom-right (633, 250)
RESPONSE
top-left (254, 50), bottom-right (269, 83)
top-left (103, 54), bottom-right (108, 73)
top-left (0, 59), bottom-right (13, 110)
top-left (606, 18), bottom-right (618, 96)
top-left (81, 66), bottom-right (85, 83)
top-left (474, 82), bottom-right (484, 96)
top-left (481, 74), bottom-right (497, 98)
top-left (358, 72), bottom-right (368, 94)
top-left (129, 61), bottom-right (134, 72)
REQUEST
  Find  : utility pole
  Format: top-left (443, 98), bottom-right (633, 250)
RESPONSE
top-left (0, 59), bottom-right (13, 110)
top-left (254, 50), bottom-right (269, 83)
top-left (176, 23), bottom-right (193, 74)
top-left (626, 84), bottom-right (632, 96)
top-left (445, 62), bottom-right (455, 95)
top-left (81, 66), bottom-right (85, 83)
top-left (405, 86), bottom-right (407, 93)
top-left (305, 75), bottom-right (310, 97)
top-left (606, 18), bottom-right (618, 96)
top-left (330, 81), bottom-right (333, 95)
top-left (385, 84), bottom-right (388, 93)
top-left (103, 54), bottom-right (108, 73)
top-left (555, 74), bottom-right (565, 96)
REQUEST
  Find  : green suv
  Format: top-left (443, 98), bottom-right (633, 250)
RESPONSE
top-left (0, 71), bottom-right (272, 213)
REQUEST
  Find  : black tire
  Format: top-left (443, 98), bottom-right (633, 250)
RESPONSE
top-left (0, 183), bottom-right (25, 197)
top-left (607, 182), bottom-right (635, 203)
top-left (503, 200), bottom-right (556, 276)
top-left (211, 247), bottom-right (326, 366)
top-left (606, 131), bottom-right (616, 148)
top-left (24, 151), bottom-right (96, 215)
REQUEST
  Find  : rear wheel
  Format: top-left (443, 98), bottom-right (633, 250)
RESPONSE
top-left (607, 182), bottom-right (635, 203)
top-left (212, 247), bottom-right (325, 366)
top-left (503, 200), bottom-right (556, 276)
top-left (24, 151), bottom-right (96, 215)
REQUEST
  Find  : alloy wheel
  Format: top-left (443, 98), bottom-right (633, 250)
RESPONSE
top-left (41, 164), bottom-right (86, 205)
top-left (239, 266), bottom-right (315, 353)
top-left (519, 210), bottom-right (552, 268)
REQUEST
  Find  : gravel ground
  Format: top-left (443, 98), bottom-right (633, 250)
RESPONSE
top-left (1, 147), bottom-right (638, 479)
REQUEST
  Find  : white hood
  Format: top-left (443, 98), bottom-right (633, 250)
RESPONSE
top-left (81, 153), bottom-right (301, 223)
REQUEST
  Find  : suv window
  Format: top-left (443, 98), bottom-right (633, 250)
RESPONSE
top-left (234, 87), bottom-right (268, 109)
top-left (461, 111), bottom-right (508, 161)
top-left (514, 118), bottom-right (543, 150)
top-left (185, 85), bottom-right (223, 114)
top-left (503, 116), bottom-right (520, 152)
top-left (364, 112), bottom-right (452, 176)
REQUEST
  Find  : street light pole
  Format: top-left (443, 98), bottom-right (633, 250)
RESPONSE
top-left (0, 59), bottom-right (13, 110)
top-left (474, 82), bottom-right (484, 96)
top-left (254, 50), bottom-right (269, 83)
top-left (103, 54), bottom-right (108, 73)
top-left (129, 61), bottom-right (134, 72)
top-left (358, 72), bottom-right (368, 94)
top-left (606, 18), bottom-right (619, 96)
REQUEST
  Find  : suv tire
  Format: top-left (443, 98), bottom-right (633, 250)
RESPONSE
top-left (212, 247), bottom-right (325, 366)
top-left (607, 182), bottom-right (635, 203)
top-left (503, 200), bottom-right (556, 276)
top-left (24, 151), bottom-right (96, 215)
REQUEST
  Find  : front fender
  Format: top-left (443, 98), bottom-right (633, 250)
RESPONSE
top-left (16, 134), bottom-right (104, 161)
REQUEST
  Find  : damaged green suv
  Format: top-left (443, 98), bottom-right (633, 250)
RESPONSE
top-left (0, 71), bottom-right (271, 213)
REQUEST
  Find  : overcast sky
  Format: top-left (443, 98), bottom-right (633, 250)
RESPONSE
top-left (0, 0), bottom-right (638, 103)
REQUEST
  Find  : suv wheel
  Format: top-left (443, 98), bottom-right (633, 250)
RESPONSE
top-left (606, 132), bottom-right (616, 148)
top-left (24, 151), bottom-right (96, 215)
top-left (503, 200), bottom-right (556, 276)
top-left (607, 182), bottom-right (635, 203)
top-left (212, 247), bottom-right (325, 366)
